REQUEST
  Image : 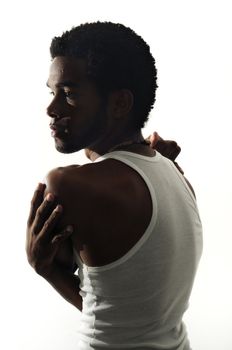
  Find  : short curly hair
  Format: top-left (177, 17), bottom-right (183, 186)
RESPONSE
top-left (50, 21), bottom-right (158, 129)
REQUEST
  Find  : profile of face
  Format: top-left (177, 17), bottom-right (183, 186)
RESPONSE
top-left (46, 56), bottom-right (108, 154)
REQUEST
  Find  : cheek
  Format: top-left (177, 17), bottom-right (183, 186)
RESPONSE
top-left (74, 101), bottom-right (108, 128)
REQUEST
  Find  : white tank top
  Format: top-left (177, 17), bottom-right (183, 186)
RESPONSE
top-left (74, 151), bottom-right (203, 349)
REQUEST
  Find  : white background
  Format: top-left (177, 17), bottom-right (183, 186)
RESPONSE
top-left (0, 0), bottom-right (231, 349)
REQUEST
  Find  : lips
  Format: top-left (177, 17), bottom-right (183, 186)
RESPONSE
top-left (50, 125), bottom-right (67, 138)
top-left (50, 126), bottom-right (61, 137)
top-left (49, 117), bottom-right (70, 137)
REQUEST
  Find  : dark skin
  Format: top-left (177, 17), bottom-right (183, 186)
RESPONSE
top-left (26, 56), bottom-right (194, 311)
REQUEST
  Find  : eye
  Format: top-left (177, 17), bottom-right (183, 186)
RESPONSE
top-left (49, 91), bottom-right (55, 96)
top-left (63, 90), bottom-right (76, 99)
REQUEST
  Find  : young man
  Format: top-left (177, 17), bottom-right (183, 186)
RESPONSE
top-left (26, 22), bottom-right (203, 349)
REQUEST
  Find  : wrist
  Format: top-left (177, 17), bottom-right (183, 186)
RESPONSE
top-left (37, 262), bottom-right (57, 280)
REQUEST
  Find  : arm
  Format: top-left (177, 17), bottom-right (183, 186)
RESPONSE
top-left (42, 261), bottom-right (82, 310)
top-left (26, 183), bottom-right (82, 311)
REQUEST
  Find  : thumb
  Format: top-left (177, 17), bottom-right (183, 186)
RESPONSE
top-left (149, 131), bottom-right (160, 148)
top-left (51, 225), bottom-right (74, 245)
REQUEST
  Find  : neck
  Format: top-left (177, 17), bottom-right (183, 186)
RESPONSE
top-left (85, 130), bottom-right (145, 162)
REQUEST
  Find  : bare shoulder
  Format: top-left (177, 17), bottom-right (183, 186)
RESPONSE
top-left (45, 159), bottom-right (141, 195)
top-left (44, 164), bottom-right (80, 192)
top-left (44, 159), bottom-right (152, 267)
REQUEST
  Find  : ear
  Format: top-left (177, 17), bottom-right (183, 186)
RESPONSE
top-left (108, 89), bottom-right (134, 119)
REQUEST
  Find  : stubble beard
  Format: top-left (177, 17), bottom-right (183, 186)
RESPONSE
top-left (54, 105), bottom-right (109, 155)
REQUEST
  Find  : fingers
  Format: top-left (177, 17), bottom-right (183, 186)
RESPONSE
top-left (153, 131), bottom-right (162, 141)
top-left (155, 139), bottom-right (181, 160)
top-left (48, 226), bottom-right (74, 261)
top-left (148, 132), bottom-right (182, 160)
top-left (166, 142), bottom-right (181, 161)
top-left (27, 183), bottom-right (46, 227)
top-left (51, 225), bottom-right (73, 245)
top-left (149, 132), bottom-right (162, 149)
top-left (37, 204), bottom-right (64, 242)
top-left (32, 193), bottom-right (58, 235)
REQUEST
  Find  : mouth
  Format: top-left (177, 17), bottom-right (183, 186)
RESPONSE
top-left (50, 126), bottom-right (69, 138)
top-left (49, 118), bottom-right (70, 138)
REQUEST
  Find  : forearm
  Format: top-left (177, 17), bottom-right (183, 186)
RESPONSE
top-left (42, 263), bottom-right (83, 311)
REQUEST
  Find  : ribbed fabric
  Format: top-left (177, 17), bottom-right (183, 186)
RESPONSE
top-left (74, 151), bottom-right (203, 349)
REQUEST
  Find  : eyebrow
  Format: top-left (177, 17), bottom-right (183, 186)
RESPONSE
top-left (46, 81), bottom-right (79, 88)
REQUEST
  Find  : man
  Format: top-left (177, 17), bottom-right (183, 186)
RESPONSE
top-left (26, 22), bottom-right (203, 349)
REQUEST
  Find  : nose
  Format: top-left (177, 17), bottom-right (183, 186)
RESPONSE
top-left (47, 100), bottom-right (58, 119)
top-left (46, 94), bottom-right (63, 119)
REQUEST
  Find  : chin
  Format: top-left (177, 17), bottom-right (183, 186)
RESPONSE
top-left (55, 139), bottom-right (83, 154)
top-left (55, 144), bottom-right (78, 154)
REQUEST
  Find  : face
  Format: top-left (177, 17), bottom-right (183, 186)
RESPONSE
top-left (46, 56), bottom-right (108, 154)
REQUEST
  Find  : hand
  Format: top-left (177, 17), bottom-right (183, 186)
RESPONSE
top-left (148, 132), bottom-right (184, 174)
top-left (26, 183), bottom-right (73, 277)
top-left (149, 132), bottom-right (181, 161)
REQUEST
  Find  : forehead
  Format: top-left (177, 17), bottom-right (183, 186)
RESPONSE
top-left (47, 56), bottom-right (87, 87)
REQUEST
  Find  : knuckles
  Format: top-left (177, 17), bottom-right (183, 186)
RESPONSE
top-left (36, 206), bottom-right (45, 219)
top-left (43, 220), bottom-right (50, 231)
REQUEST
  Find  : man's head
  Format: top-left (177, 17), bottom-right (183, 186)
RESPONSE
top-left (47, 22), bottom-right (158, 154)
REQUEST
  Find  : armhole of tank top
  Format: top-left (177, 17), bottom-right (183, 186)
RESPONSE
top-left (167, 158), bottom-right (197, 204)
top-left (76, 153), bottom-right (158, 272)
